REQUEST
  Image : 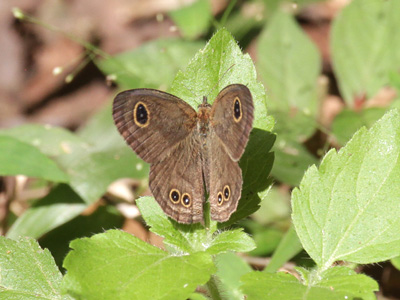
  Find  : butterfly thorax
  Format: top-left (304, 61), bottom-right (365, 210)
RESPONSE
top-left (197, 97), bottom-right (212, 139)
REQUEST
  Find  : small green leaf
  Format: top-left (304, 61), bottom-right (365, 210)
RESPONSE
top-left (169, 0), bottom-right (211, 39)
top-left (97, 39), bottom-right (203, 90)
top-left (63, 230), bottom-right (215, 300)
top-left (0, 135), bottom-right (68, 182)
top-left (206, 228), bottom-right (255, 255)
top-left (241, 266), bottom-right (378, 300)
top-left (331, 0), bottom-right (400, 105)
top-left (0, 236), bottom-right (71, 300)
top-left (292, 109), bottom-right (400, 269)
top-left (137, 196), bottom-right (206, 253)
top-left (170, 28), bottom-right (272, 132)
top-left (214, 253), bottom-right (252, 300)
top-left (391, 256), bottom-right (400, 271)
top-left (6, 185), bottom-right (87, 240)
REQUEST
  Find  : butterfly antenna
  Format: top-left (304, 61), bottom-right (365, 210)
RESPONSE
top-left (206, 64), bottom-right (236, 99)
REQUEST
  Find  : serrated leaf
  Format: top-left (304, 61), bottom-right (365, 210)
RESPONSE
top-left (6, 184), bottom-right (87, 240)
top-left (97, 39), bottom-right (203, 90)
top-left (241, 266), bottom-right (377, 300)
top-left (169, 0), bottom-right (211, 39)
top-left (0, 236), bottom-right (71, 300)
top-left (206, 228), bottom-right (255, 255)
top-left (136, 196), bottom-right (206, 253)
top-left (170, 28), bottom-right (272, 132)
top-left (0, 135), bottom-right (68, 183)
top-left (331, 0), bottom-right (400, 105)
top-left (63, 230), bottom-right (215, 300)
top-left (292, 109), bottom-right (400, 269)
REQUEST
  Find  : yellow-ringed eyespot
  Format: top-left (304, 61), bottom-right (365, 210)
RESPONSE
top-left (133, 101), bottom-right (150, 127)
top-left (223, 185), bottom-right (231, 201)
top-left (181, 193), bottom-right (192, 207)
top-left (233, 97), bottom-right (242, 122)
top-left (169, 189), bottom-right (180, 204)
top-left (217, 192), bottom-right (223, 206)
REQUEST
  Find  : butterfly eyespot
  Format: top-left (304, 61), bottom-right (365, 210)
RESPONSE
top-left (169, 189), bottom-right (180, 204)
top-left (223, 185), bottom-right (231, 201)
top-left (181, 193), bottom-right (191, 208)
top-left (217, 192), bottom-right (223, 206)
top-left (134, 102), bottom-right (150, 127)
top-left (233, 97), bottom-right (242, 122)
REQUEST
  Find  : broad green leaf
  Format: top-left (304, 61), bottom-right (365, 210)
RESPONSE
top-left (292, 109), bottom-right (400, 269)
top-left (1, 124), bottom-right (148, 204)
top-left (331, 0), bottom-right (400, 105)
top-left (40, 205), bottom-right (124, 270)
top-left (256, 11), bottom-right (320, 185)
top-left (206, 228), bottom-right (255, 255)
top-left (264, 225), bottom-right (302, 273)
top-left (63, 230), bottom-right (215, 300)
top-left (241, 266), bottom-right (377, 300)
top-left (6, 185), bottom-right (86, 240)
top-left (169, 0), bottom-right (211, 39)
top-left (0, 236), bottom-right (71, 300)
top-left (213, 253), bottom-right (252, 300)
top-left (97, 39), bottom-right (203, 90)
top-left (332, 107), bottom-right (387, 145)
top-left (0, 135), bottom-right (68, 182)
top-left (257, 11), bottom-right (320, 124)
top-left (391, 256), bottom-right (400, 271)
top-left (170, 28), bottom-right (272, 132)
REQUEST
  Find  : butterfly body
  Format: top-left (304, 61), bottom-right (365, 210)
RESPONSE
top-left (113, 84), bottom-right (253, 224)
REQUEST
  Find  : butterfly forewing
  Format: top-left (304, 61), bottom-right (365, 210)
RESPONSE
top-left (113, 89), bottom-right (197, 163)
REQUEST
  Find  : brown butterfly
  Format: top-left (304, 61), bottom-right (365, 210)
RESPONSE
top-left (113, 84), bottom-right (254, 223)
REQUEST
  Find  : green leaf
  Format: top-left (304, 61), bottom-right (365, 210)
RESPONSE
top-left (257, 11), bottom-right (321, 123)
top-left (137, 196), bottom-right (206, 253)
top-left (0, 124), bottom-right (148, 204)
top-left (213, 253), bottom-right (252, 300)
top-left (0, 236), bottom-right (71, 300)
top-left (170, 28), bottom-right (272, 132)
top-left (292, 109), bottom-right (400, 269)
top-left (331, 0), bottom-right (400, 105)
top-left (63, 230), bottom-right (215, 300)
top-left (272, 139), bottom-right (319, 186)
top-left (206, 228), bottom-right (255, 255)
top-left (391, 256), bottom-right (400, 271)
top-left (332, 107), bottom-right (387, 145)
top-left (241, 266), bottom-right (378, 300)
top-left (6, 185), bottom-right (86, 240)
top-left (264, 225), bottom-right (302, 273)
top-left (0, 135), bottom-right (68, 182)
top-left (169, 0), bottom-right (211, 39)
top-left (40, 205), bottom-right (124, 270)
top-left (256, 11), bottom-right (321, 185)
top-left (97, 39), bottom-right (203, 90)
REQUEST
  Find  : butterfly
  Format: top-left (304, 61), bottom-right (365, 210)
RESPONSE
top-left (113, 84), bottom-right (253, 223)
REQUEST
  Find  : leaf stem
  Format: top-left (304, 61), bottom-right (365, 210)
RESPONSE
top-left (206, 275), bottom-right (223, 300)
